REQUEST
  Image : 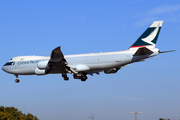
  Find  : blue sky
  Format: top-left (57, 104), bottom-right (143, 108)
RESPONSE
top-left (0, 0), bottom-right (180, 120)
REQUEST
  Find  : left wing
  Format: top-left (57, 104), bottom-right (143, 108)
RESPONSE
top-left (45, 46), bottom-right (74, 74)
top-left (45, 46), bottom-right (89, 81)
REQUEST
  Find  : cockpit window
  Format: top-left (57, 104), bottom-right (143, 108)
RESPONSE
top-left (4, 62), bottom-right (15, 66)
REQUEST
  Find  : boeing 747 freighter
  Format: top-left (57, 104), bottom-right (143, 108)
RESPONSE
top-left (2, 21), bottom-right (174, 83)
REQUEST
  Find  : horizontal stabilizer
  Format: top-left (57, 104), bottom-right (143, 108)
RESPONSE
top-left (159, 50), bottom-right (176, 53)
top-left (133, 47), bottom-right (153, 56)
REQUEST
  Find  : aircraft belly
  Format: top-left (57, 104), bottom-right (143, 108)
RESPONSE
top-left (86, 63), bottom-right (120, 71)
top-left (7, 68), bottom-right (35, 75)
top-left (68, 54), bottom-right (132, 72)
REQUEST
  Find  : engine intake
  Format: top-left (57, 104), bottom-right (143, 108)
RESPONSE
top-left (37, 60), bottom-right (49, 70)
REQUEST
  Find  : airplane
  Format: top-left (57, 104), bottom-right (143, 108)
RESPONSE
top-left (2, 21), bottom-right (174, 83)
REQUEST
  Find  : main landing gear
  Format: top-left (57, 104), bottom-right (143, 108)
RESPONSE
top-left (15, 75), bottom-right (20, 83)
top-left (80, 76), bottom-right (88, 82)
top-left (73, 73), bottom-right (88, 82)
top-left (62, 73), bottom-right (69, 81)
top-left (62, 72), bottom-right (88, 82)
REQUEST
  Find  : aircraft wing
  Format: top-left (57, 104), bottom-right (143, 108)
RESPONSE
top-left (45, 46), bottom-right (74, 74)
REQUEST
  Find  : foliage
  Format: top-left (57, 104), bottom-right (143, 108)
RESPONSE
top-left (159, 118), bottom-right (171, 120)
top-left (159, 118), bottom-right (164, 120)
top-left (0, 106), bottom-right (39, 120)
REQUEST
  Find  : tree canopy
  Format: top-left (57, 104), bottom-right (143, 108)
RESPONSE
top-left (0, 106), bottom-right (39, 120)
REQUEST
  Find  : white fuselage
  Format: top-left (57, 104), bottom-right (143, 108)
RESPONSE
top-left (2, 48), bottom-right (159, 76)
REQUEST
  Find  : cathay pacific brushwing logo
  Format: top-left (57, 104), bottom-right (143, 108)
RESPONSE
top-left (141, 23), bottom-right (160, 45)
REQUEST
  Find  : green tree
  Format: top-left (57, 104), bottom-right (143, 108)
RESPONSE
top-left (0, 106), bottom-right (39, 120)
top-left (27, 113), bottom-right (34, 120)
top-left (159, 118), bottom-right (165, 120)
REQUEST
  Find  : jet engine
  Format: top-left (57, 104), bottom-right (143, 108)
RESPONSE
top-left (37, 60), bottom-right (49, 70)
top-left (35, 67), bottom-right (46, 75)
top-left (104, 68), bottom-right (120, 74)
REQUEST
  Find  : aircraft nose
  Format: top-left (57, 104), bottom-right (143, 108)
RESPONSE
top-left (2, 61), bottom-right (15, 74)
top-left (2, 65), bottom-right (7, 72)
top-left (2, 64), bottom-right (10, 73)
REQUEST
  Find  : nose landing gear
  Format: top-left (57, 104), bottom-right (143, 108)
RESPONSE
top-left (15, 75), bottom-right (20, 83)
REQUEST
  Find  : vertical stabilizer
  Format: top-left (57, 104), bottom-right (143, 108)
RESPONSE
top-left (129, 21), bottom-right (163, 50)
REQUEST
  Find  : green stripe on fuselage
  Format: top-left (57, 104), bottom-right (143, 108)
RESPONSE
top-left (151, 27), bottom-right (161, 44)
top-left (131, 27), bottom-right (161, 47)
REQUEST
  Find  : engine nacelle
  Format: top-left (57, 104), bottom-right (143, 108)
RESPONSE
top-left (37, 60), bottom-right (49, 70)
top-left (104, 68), bottom-right (120, 74)
top-left (75, 64), bottom-right (90, 72)
top-left (35, 67), bottom-right (46, 75)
